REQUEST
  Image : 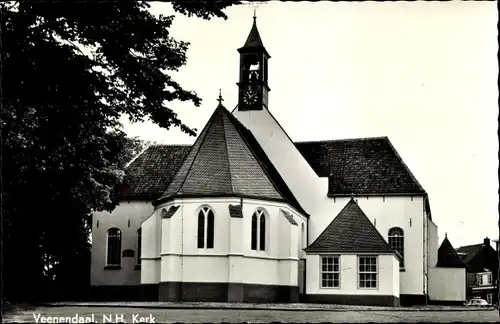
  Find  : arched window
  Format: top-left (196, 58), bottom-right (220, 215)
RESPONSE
top-left (137, 228), bottom-right (142, 265)
top-left (388, 227), bottom-right (404, 269)
top-left (107, 228), bottom-right (122, 266)
top-left (251, 209), bottom-right (266, 251)
top-left (197, 206), bottom-right (214, 249)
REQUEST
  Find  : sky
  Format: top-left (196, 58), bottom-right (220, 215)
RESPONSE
top-left (121, 1), bottom-right (499, 248)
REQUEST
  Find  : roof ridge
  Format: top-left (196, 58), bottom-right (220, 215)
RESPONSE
top-left (223, 108), bottom-right (306, 216)
top-left (166, 108), bottom-right (220, 197)
top-left (295, 136), bottom-right (389, 145)
top-left (220, 107), bottom-right (236, 195)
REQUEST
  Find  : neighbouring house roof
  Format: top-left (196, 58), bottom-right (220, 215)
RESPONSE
top-left (304, 198), bottom-right (398, 256)
top-left (294, 137), bottom-right (426, 196)
top-left (437, 236), bottom-right (466, 268)
top-left (153, 103), bottom-right (307, 216)
top-left (456, 239), bottom-right (496, 267)
top-left (456, 244), bottom-right (484, 264)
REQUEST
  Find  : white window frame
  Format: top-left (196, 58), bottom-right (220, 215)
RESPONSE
top-left (136, 228), bottom-right (142, 266)
top-left (106, 228), bottom-right (122, 266)
top-left (320, 256), bottom-right (340, 289)
top-left (358, 256), bottom-right (378, 289)
top-left (197, 206), bottom-right (215, 249)
top-left (388, 227), bottom-right (404, 269)
top-left (251, 209), bottom-right (267, 252)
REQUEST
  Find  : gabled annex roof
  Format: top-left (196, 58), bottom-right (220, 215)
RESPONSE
top-left (154, 102), bottom-right (306, 216)
top-left (305, 198), bottom-right (398, 256)
top-left (437, 235), bottom-right (466, 268)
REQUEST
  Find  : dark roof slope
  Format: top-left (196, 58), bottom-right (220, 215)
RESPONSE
top-left (118, 145), bottom-right (190, 200)
top-left (295, 137), bottom-right (425, 196)
top-left (456, 244), bottom-right (484, 264)
top-left (238, 17), bottom-right (270, 57)
top-left (305, 198), bottom-right (397, 255)
top-left (120, 139), bottom-right (425, 201)
top-left (154, 103), bottom-right (306, 216)
top-left (437, 236), bottom-right (466, 268)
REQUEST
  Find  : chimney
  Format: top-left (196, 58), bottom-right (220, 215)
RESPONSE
top-left (484, 237), bottom-right (490, 246)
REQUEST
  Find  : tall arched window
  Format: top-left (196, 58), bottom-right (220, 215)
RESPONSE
top-left (136, 228), bottom-right (142, 265)
top-left (388, 227), bottom-right (404, 269)
top-left (107, 228), bottom-right (122, 266)
top-left (197, 206), bottom-right (215, 249)
top-left (251, 209), bottom-right (266, 251)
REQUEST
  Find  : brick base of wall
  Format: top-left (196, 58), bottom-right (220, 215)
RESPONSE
top-left (159, 282), bottom-right (299, 303)
top-left (304, 294), bottom-right (400, 307)
top-left (400, 294), bottom-right (427, 306)
top-left (90, 284), bottom-right (158, 301)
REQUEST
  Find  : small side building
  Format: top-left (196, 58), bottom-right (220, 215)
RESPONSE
top-left (428, 235), bottom-right (466, 305)
top-left (304, 199), bottom-right (401, 307)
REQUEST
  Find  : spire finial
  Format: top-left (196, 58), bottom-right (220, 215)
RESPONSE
top-left (217, 89), bottom-right (223, 105)
top-left (253, 9), bottom-right (257, 21)
top-left (445, 232), bottom-right (447, 238)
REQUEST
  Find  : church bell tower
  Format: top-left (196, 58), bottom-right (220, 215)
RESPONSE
top-left (237, 14), bottom-right (270, 111)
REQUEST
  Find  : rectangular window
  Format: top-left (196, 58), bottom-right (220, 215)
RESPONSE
top-left (320, 256), bottom-right (340, 288)
top-left (487, 293), bottom-right (494, 304)
top-left (358, 256), bottom-right (378, 289)
top-left (478, 273), bottom-right (492, 286)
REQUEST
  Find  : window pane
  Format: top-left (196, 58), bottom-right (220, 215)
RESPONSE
top-left (107, 229), bottom-right (122, 265)
top-left (197, 211), bottom-right (205, 248)
top-left (206, 209), bottom-right (214, 249)
top-left (137, 229), bottom-right (141, 265)
top-left (259, 214), bottom-right (266, 251)
top-left (251, 213), bottom-right (258, 250)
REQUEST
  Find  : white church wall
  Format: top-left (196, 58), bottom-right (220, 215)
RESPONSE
top-left (427, 219), bottom-right (438, 267)
top-left (91, 201), bottom-right (153, 286)
top-left (153, 197), bottom-right (305, 287)
top-left (233, 108), bottom-right (427, 297)
top-left (428, 267), bottom-right (466, 302)
top-left (140, 207), bottom-right (162, 284)
top-left (233, 109), bottom-right (326, 215)
top-left (306, 254), bottom-right (399, 297)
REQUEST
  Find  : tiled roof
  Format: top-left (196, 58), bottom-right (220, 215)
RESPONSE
top-left (305, 198), bottom-right (397, 255)
top-left (437, 236), bottom-right (466, 268)
top-left (154, 103), bottom-right (306, 216)
top-left (295, 137), bottom-right (425, 196)
top-left (456, 244), bottom-right (485, 265)
top-left (118, 145), bottom-right (191, 200)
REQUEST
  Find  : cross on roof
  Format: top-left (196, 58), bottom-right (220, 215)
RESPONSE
top-left (217, 89), bottom-right (223, 104)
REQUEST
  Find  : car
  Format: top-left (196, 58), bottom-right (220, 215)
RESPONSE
top-left (463, 298), bottom-right (491, 307)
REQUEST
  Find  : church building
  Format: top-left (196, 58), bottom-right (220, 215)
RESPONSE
top-left (91, 17), bottom-right (465, 307)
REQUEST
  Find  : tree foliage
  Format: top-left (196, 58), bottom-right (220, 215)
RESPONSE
top-left (1, 1), bottom-right (239, 302)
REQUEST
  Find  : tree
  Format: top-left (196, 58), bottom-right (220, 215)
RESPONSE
top-left (1, 1), bottom-right (240, 302)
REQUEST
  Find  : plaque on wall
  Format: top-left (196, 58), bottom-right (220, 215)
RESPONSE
top-left (122, 249), bottom-right (135, 258)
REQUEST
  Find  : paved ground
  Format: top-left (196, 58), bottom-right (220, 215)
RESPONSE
top-left (3, 305), bottom-right (499, 323)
